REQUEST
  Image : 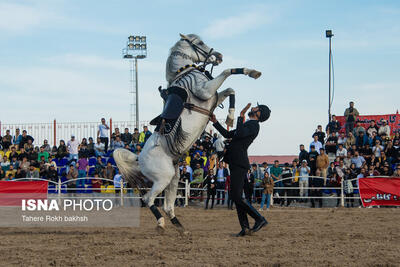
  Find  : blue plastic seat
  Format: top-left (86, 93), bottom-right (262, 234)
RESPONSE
top-left (108, 157), bottom-right (116, 166)
top-left (88, 157), bottom-right (97, 166)
top-left (58, 167), bottom-right (67, 176)
top-left (88, 167), bottom-right (95, 176)
top-left (60, 157), bottom-right (68, 166)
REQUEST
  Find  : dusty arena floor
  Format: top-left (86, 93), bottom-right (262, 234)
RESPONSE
top-left (0, 207), bottom-right (399, 266)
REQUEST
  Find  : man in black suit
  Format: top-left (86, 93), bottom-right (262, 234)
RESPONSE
top-left (210, 103), bottom-right (271, 236)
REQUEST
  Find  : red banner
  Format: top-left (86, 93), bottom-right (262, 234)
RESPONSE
top-left (358, 177), bottom-right (400, 207)
top-left (336, 111), bottom-right (400, 135)
top-left (0, 181), bottom-right (48, 206)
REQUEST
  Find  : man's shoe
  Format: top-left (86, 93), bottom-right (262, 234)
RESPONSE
top-left (235, 228), bottom-right (250, 237)
top-left (251, 218), bottom-right (268, 233)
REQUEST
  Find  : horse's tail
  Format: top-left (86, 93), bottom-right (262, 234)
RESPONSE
top-left (113, 148), bottom-right (144, 189)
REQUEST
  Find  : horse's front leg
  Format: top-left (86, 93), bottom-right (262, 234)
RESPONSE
top-left (230, 68), bottom-right (262, 79)
top-left (199, 68), bottom-right (262, 99)
top-left (217, 88), bottom-right (235, 127)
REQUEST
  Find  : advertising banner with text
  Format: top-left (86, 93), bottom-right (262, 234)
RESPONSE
top-left (358, 177), bottom-right (400, 207)
top-left (336, 112), bottom-right (399, 135)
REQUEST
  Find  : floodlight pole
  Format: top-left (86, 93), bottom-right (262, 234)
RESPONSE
top-left (135, 57), bottom-right (139, 130)
top-left (326, 30), bottom-right (334, 123)
top-left (122, 35), bottom-right (147, 130)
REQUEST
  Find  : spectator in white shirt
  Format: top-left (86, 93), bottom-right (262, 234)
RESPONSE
top-left (337, 132), bottom-right (347, 145)
top-left (94, 137), bottom-right (106, 157)
top-left (310, 135), bottom-right (323, 154)
top-left (67, 135), bottom-right (79, 162)
top-left (378, 120), bottom-right (391, 137)
top-left (336, 143), bottom-right (347, 159)
top-left (97, 118), bottom-right (110, 152)
top-left (372, 140), bottom-right (384, 158)
top-left (213, 134), bottom-right (225, 160)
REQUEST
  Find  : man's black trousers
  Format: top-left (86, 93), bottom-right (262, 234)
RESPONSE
top-left (100, 137), bottom-right (109, 152)
top-left (229, 165), bottom-right (263, 230)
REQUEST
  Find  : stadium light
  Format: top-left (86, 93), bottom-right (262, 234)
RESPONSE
top-left (122, 35), bottom-right (147, 129)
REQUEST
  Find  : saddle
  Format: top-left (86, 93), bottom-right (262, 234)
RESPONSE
top-left (150, 86), bottom-right (188, 133)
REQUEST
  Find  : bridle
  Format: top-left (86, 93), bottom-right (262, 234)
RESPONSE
top-left (181, 36), bottom-right (214, 69)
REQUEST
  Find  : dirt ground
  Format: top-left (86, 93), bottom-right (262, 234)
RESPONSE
top-left (0, 207), bottom-right (399, 267)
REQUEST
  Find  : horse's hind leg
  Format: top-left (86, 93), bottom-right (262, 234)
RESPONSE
top-left (163, 166), bottom-right (187, 234)
top-left (143, 174), bottom-right (174, 233)
top-left (217, 88), bottom-right (235, 127)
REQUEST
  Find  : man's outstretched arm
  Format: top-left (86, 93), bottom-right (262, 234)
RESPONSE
top-left (210, 114), bottom-right (234, 139)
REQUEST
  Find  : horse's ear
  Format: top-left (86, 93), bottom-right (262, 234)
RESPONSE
top-left (179, 33), bottom-right (189, 40)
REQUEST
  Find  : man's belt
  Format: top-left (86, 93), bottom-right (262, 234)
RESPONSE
top-left (183, 103), bottom-right (212, 117)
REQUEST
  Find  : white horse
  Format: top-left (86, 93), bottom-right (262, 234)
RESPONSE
top-left (114, 33), bottom-right (261, 233)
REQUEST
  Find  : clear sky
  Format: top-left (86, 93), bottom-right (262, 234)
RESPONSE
top-left (1, 0), bottom-right (399, 155)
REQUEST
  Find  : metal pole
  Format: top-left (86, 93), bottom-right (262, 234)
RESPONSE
top-left (341, 179), bottom-right (345, 207)
top-left (130, 59), bottom-right (135, 126)
top-left (58, 178), bottom-right (61, 206)
top-left (53, 119), bottom-right (56, 153)
top-left (185, 179), bottom-right (189, 207)
top-left (135, 57), bottom-right (139, 129)
top-left (120, 179), bottom-right (124, 207)
top-left (328, 37), bottom-right (332, 123)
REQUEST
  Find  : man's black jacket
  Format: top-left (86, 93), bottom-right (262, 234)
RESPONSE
top-left (213, 117), bottom-right (259, 169)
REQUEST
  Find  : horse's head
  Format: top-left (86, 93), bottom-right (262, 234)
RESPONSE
top-left (179, 33), bottom-right (223, 66)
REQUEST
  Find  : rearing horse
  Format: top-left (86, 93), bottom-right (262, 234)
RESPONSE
top-left (114, 33), bottom-right (261, 233)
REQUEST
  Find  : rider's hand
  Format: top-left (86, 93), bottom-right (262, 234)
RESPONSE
top-left (240, 103), bottom-right (251, 118)
top-left (209, 114), bottom-right (217, 123)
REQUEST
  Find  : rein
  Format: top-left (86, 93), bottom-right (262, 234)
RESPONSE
top-left (183, 103), bottom-right (213, 117)
top-left (171, 66), bottom-right (218, 118)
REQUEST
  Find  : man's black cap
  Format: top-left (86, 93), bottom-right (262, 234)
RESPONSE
top-left (257, 104), bottom-right (271, 122)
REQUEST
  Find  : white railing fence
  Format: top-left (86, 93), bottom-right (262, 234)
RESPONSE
top-left (0, 118), bottom-right (230, 149)
top-left (11, 177), bottom-right (190, 208)
top-left (0, 119), bottom-right (157, 148)
top-left (10, 175), bottom-right (389, 208)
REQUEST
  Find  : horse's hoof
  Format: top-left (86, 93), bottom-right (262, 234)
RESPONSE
top-left (180, 230), bottom-right (190, 237)
top-left (249, 70), bottom-right (262, 79)
top-left (156, 217), bottom-right (166, 234)
top-left (177, 228), bottom-right (190, 237)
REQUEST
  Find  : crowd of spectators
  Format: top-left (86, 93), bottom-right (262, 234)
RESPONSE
top-left (1, 103), bottom-right (399, 209)
top-left (181, 101), bottom-right (400, 210)
top-left (0, 118), bottom-right (153, 191)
